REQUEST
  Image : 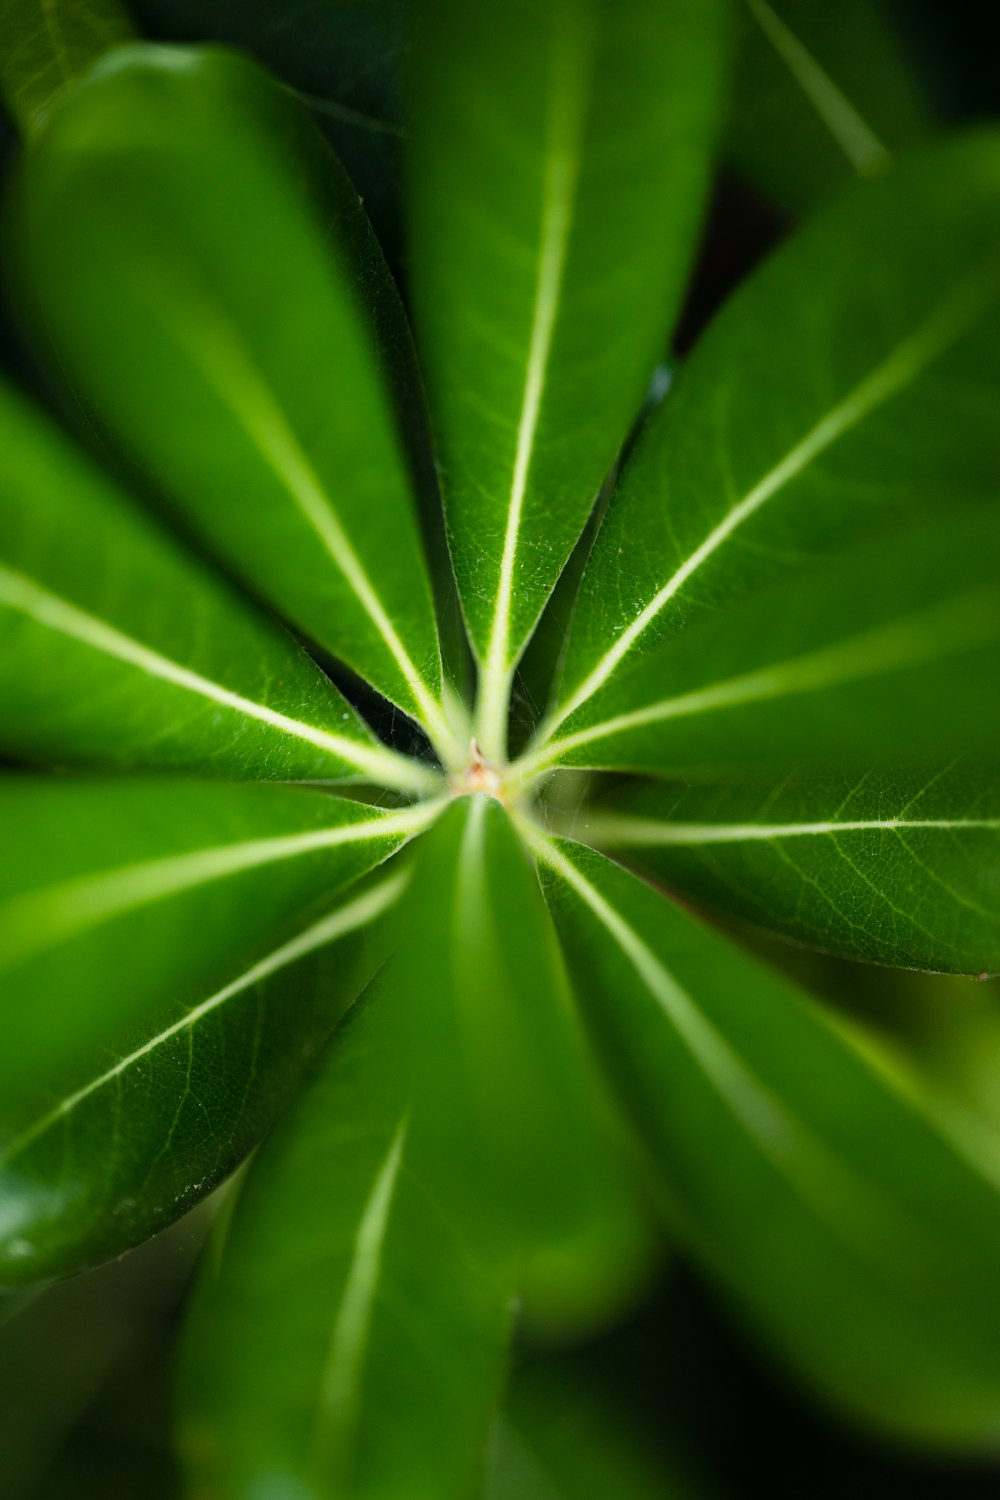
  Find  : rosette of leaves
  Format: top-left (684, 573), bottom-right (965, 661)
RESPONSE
top-left (2, 0), bottom-right (1000, 1495)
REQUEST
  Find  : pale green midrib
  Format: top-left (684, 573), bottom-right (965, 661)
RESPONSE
top-left (527, 829), bottom-right (943, 1279)
top-left (0, 799), bottom-right (443, 975)
top-left (523, 583), bottom-right (1000, 775)
top-left (536, 264), bottom-right (999, 750)
top-left (0, 873), bottom-right (408, 1170)
top-left (585, 814), bottom-right (1000, 847)
top-left (312, 1117), bottom-right (408, 1470)
top-left (0, 561), bottom-right (437, 794)
top-left (145, 288), bottom-right (459, 763)
top-left (475, 3), bottom-right (591, 761)
top-left (747, 0), bottom-right (890, 173)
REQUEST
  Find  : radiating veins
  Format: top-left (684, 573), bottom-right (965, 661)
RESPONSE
top-left (536, 266), bottom-right (999, 751)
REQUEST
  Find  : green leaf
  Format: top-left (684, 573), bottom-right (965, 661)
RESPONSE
top-left (9, 45), bottom-right (460, 759)
top-left (519, 507), bottom-right (1000, 781)
top-left (727, 0), bottom-right (929, 214)
top-left (0, 776), bottom-right (434, 1283)
top-left (384, 798), bottom-right (632, 1267)
top-left (583, 762), bottom-right (1000, 976)
top-left (407, 0), bottom-right (730, 757)
top-left (547, 133), bottom-right (1000, 740)
top-left (128, 0), bottom-right (406, 257)
top-left (178, 977), bottom-right (510, 1500)
top-left (532, 830), bottom-right (1000, 1444)
top-left (0, 0), bottom-right (132, 133)
top-left (0, 379), bottom-right (435, 793)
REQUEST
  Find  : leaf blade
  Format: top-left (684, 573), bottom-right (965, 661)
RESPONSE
top-left (548, 133), bottom-right (1000, 739)
top-left (532, 829), bottom-right (1000, 1442)
top-left (0, 777), bottom-right (435, 1281)
top-left (407, 0), bottom-right (730, 753)
top-left (177, 974), bottom-right (510, 1500)
top-left (583, 763), bottom-right (1000, 975)
top-left (385, 798), bottom-right (634, 1267)
top-left (0, 381), bottom-right (433, 791)
top-left (10, 44), bottom-right (455, 751)
top-left (0, 0), bottom-right (132, 132)
top-left (521, 507), bottom-right (1000, 781)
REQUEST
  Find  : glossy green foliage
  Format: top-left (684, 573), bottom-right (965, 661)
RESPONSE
top-left (11, 46), bottom-right (455, 752)
top-left (551, 133), bottom-right (1000, 739)
top-left (586, 763), bottom-right (1000, 975)
top-left (0, 0), bottom-right (131, 132)
top-left (178, 979), bottom-right (510, 1500)
top-left (0, 380), bottom-right (430, 789)
top-left (407, 0), bottom-right (730, 757)
top-left (0, 777), bottom-right (426, 1283)
top-left (727, 0), bottom-right (928, 213)
top-left (527, 508), bottom-right (1000, 780)
top-left (381, 799), bottom-right (633, 1268)
top-left (536, 834), bottom-right (1000, 1443)
top-left (0, 2), bottom-right (999, 1482)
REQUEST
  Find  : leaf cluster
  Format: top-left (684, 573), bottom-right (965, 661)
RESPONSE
top-left (1, 1), bottom-right (1000, 1495)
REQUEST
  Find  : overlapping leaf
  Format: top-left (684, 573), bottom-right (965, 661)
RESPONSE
top-left (727, 0), bottom-right (928, 212)
top-left (584, 763), bottom-right (1000, 975)
top-left (0, 777), bottom-right (432, 1282)
top-left (0, 0), bottom-right (131, 133)
top-left (178, 976), bottom-right (510, 1500)
top-left (9, 46), bottom-right (458, 756)
top-left (521, 508), bottom-right (1000, 782)
top-left (128, 0), bottom-right (406, 256)
top-left (407, 0), bottom-right (730, 756)
top-left (549, 132), bottom-right (1000, 740)
top-left (534, 832), bottom-right (1000, 1443)
top-left (382, 798), bottom-right (633, 1268)
top-left (0, 379), bottom-right (434, 791)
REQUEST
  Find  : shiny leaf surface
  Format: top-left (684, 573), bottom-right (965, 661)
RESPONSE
top-left (534, 831), bottom-right (1000, 1444)
top-left (407, 0), bottom-right (730, 756)
top-left (584, 762), bottom-right (1000, 975)
top-left (385, 798), bottom-right (631, 1267)
top-left (178, 976), bottom-right (510, 1500)
top-left (0, 380), bottom-right (432, 791)
top-left (521, 508), bottom-right (1000, 781)
top-left (0, 777), bottom-right (433, 1282)
top-left (549, 133), bottom-right (1000, 740)
top-left (11, 46), bottom-right (457, 755)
